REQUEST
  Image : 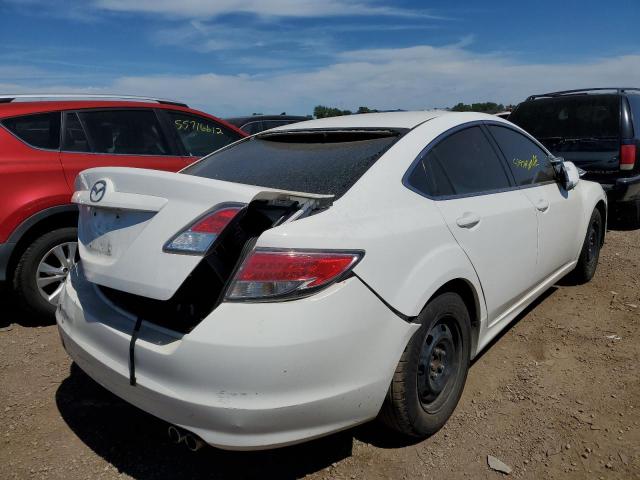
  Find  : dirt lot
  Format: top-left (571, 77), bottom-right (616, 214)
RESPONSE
top-left (1, 227), bottom-right (639, 480)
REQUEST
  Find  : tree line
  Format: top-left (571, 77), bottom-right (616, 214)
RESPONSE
top-left (313, 102), bottom-right (512, 118)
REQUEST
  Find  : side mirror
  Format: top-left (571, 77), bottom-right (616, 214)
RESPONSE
top-left (548, 155), bottom-right (579, 191)
top-left (562, 161), bottom-right (580, 191)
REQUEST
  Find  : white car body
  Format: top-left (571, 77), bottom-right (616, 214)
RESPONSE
top-left (56, 111), bottom-right (607, 450)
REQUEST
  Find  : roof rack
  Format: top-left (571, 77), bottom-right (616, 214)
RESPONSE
top-left (0, 94), bottom-right (188, 107)
top-left (526, 87), bottom-right (640, 101)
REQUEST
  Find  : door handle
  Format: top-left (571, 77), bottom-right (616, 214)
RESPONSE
top-left (535, 199), bottom-right (550, 212)
top-left (456, 212), bottom-right (481, 229)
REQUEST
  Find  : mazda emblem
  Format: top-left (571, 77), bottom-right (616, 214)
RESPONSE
top-left (90, 180), bottom-right (107, 202)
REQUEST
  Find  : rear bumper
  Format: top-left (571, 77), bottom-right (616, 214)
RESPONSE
top-left (56, 265), bottom-right (418, 450)
top-left (602, 173), bottom-right (640, 204)
top-left (0, 242), bottom-right (15, 282)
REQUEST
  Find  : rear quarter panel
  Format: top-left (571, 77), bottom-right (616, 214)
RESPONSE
top-left (258, 115), bottom-right (489, 324)
top-left (0, 128), bottom-right (70, 242)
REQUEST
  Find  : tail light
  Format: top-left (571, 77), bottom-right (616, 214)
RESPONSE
top-left (164, 205), bottom-right (242, 254)
top-left (620, 144), bottom-right (636, 171)
top-left (226, 249), bottom-right (363, 301)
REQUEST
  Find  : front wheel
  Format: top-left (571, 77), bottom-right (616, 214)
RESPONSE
top-left (379, 291), bottom-right (471, 437)
top-left (13, 227), bottom-right (79, 319)
top-left (570, 208), bottom-right (602, 284)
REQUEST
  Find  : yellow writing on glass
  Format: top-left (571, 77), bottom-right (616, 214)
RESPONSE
top-left (174, 119), bottom-right (224, 134)
top-left (513, 154), bottom-right (538, 171)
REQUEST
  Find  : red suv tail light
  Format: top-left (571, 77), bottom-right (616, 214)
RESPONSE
top-left (226, 249), bottom-right (363, 301)
top-left (620, 144), bottom-right (636, 171)
top-left (164, 206), bottom-right (242, 254)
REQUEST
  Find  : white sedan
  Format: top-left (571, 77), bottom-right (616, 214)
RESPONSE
top-left (56, 111), bottom-right (606, 450)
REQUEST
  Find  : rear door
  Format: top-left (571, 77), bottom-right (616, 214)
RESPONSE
top-left (59, 109), bottom-right (187, 188)
top-left (488, 124), bottom-right (581, 279)
top-left (407, 125), bottom-right (538, 323)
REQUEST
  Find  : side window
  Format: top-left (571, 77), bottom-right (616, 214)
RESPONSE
top-left (407, 126), bottom-right (511, 197)
top-left (77, 110), bottom-right (169, 155)
top-left (62, 112), bottom-right (90, 152)
top-left (169, 112), bottom-right (241, 157)
top-left (2, 112), bottom-right (61, 149)
top-left (488, 125), bottom-right (555, 185)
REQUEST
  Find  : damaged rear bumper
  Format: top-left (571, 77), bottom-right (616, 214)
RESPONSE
top-left (56, 265), bottom-right (418, 450)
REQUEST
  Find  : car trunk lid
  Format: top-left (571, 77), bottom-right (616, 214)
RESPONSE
top-left (73, 167), bottom-right (331, 301)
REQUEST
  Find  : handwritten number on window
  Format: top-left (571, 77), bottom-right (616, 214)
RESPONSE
top-left (174, 119), bottom-right (223, 134)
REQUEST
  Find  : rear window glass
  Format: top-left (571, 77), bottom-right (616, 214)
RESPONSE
top-left (2, 112), bottom-right (61, 149)
top-left (183, 130), bottom-right (402, 198)
top-left (510, 95), bottom-right (620, 141)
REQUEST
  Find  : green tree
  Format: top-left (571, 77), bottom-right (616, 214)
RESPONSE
top-left (356, 106), bottom-right (379, 114)
top-left (313, 105), bottom-right (352, 118)
top-left (450, 102), bottom-right (505, 114)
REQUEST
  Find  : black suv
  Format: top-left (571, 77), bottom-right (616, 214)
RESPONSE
top-left (509, 88), bottom-right (640, 222)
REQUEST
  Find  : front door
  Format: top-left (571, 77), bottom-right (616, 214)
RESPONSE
top-left (487, 124), bottom-right (581, 280)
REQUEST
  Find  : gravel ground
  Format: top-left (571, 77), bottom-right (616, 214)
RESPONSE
top-left (1, 227), bottom-right (639, 480)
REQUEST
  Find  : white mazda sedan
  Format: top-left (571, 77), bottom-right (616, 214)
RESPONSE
top-left (56, 111), bottom-right (606, 450)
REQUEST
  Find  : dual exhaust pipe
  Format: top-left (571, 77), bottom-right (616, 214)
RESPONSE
top-left (167, 425), bottom-right (204, 452)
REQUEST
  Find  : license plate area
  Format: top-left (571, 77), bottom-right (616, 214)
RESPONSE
top-left (85, 207), bottom-right (122, 257)
top-left (79, 206), bottom-right (156, 260)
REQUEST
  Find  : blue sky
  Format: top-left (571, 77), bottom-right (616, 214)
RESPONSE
top-left (1, 0), bottom-right (639, 116)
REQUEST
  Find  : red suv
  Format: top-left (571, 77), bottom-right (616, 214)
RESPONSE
top-left (0, 94), bottom-right (245, 318)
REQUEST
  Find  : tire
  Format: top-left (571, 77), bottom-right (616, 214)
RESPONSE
top-left (13, 227), bottom-right (78, 319)
top-left (380, 291), bottom-right (471, 437)
top-left (571, 208), bottom-right (602, 284)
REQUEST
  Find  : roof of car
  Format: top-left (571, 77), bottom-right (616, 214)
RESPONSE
top-left (0, 100), bottom-right (193, 117)
top-left (270, 110), bottom-right (452, 131)
top-left (525, 87), bottom-right (640, 101)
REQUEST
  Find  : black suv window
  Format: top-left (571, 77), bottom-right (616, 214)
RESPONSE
top-left (168, 111), bottom-right (241, 157)
top-left (407, 126), bottom-right (511, 197)
top-left (488, 125), bottom-right (555, 185)
top-left (2, 112), bottom-right (61, 149)
top-left (509, 95), bottom-right (620, 142)
top-left (77, 110), bottom-right (169, 155)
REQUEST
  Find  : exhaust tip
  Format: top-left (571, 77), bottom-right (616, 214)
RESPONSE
top-left (167, 425), bottom-right (183, 444)
top-left (184, 434), bottom-right (204, 452)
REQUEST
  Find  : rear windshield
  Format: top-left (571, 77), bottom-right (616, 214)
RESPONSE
top-left (183, 130), bottom-right (403, 198)
top-left (510, 95), bottom-right (621, 141)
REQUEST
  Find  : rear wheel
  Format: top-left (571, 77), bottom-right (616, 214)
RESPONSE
top-left (571, 208), bottom-right (602, 284)
top-left (380, 292), bottom-right (471, 437)
top-left (13, 228), bottom-right (79, 319)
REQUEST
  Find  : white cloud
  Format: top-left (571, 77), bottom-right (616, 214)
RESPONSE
top-left (94, 0), bottom-right (442, 19)
top-left (4, 44), bottom-right (640, 116)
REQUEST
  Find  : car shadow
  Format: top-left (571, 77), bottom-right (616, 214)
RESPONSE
top-left (607, 216), bottom-right (640, 231)
top-left (55, 286), bottom-right (564, 467)
top-left (56, 363), bottom-right (354, 480)
top-left (0, 282), bottom-right (53, 328)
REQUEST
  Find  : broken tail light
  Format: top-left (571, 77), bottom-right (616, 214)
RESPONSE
top-left (226, 249), bottom-right (363, 301)
top-left (164, 205), bottom-right (243, 254)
